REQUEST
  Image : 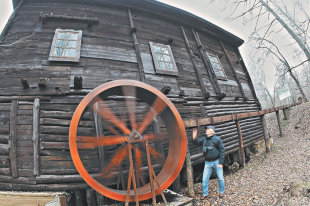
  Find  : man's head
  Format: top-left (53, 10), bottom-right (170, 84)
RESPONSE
top-left (205, 125), bottom-right (215, 137)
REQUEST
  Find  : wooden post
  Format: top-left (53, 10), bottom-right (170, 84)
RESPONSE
top-left (9, 100), bottom-right (18, 178)
top-left (170, 175), bottom-right (181, 193)
top-left (283, 108), bottom-right (288, 120)
top-left (181, 26), bottom-right (210, 99)
top-left (275, 110), bottom-right (283, 137)
top-left (125, 143), bottom-right (139, 206)
top-left (74, 190), bottom-right (85, 206)
top-left (191, 28), bottom-right (222, 98)
top-left (128, 9), bottom-right (145, 82)
top-left (33, 98), bottom-right (40, 176)
top-left (235, 120), bottom-right (246, 167)
top-left (260, 115), bottom-right (270, 153)
top-left (185, 138), bottom-right (195, 197)
top-left (146, 142), bottom-right (156, 206)
top-left (86, 189), bottom-right (97, 206)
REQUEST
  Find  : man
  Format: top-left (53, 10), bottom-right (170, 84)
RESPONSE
top-left (192, 125), bottom-right (225, 200)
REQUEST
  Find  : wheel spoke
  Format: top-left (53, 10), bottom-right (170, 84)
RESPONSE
top-left (122, 86), bottom-right (138, 130)
top-left (143, 133), bottom-right (165, 142)
top-left (148, 145), bottom-right (164, 164)
top-left (137, 97), bottom-right (167, 135)
top-left (77, 135), bottom-right (127, 148)
top-left (91, 99), bottom-right (131, 135)
top-left (99, 146), bottom-right (128, 178)
top-left (93, 102), bottom-right (120, 136)
top-left (133, 146), bottom-right (145, 187)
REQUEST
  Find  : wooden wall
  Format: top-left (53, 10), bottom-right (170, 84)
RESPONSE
top-left (0, 0), bottom-right (264, 192)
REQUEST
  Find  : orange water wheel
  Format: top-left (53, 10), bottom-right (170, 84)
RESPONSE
top-left (69, 79), bottom-right (187, 203)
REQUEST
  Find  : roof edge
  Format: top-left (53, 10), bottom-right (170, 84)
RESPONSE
top-left (12, 0), bottom-right (244, 46)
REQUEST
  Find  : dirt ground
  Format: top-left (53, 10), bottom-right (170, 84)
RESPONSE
top-left (182, 102), bottom-right (310, 206)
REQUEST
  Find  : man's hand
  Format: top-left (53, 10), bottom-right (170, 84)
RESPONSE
top-left (217, 164), bottom-right (223, 168)
top-left (192, 128), bottom-right (197, 140)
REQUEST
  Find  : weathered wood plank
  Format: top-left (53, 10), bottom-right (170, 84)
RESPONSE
top-left (181, 26), bottom-right (210, 99)
top-left (184, 102), bottom-right (299, 128)
top-left (81, 45), bottom-right (137, 63)
top-left (9, 100), bottom-right (18, 178)
top-left (0, 135), bottom-right (9, 144)
top-left (128, 9), bottom-right (145, 82)
top-left (33, 98), bottom-right (40, 176)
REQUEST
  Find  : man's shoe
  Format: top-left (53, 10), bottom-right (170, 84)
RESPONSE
top-left (200, 196), bottom-right (208, 200)
top-left (219, 193), bottom-right (224, 199)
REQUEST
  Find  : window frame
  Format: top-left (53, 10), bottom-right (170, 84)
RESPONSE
top-left (149, 42), bottom-right (178, 76)
top-left (48, 29), bottom-right (82, 62)
top-left (206, 52), bottom-right (227, 80)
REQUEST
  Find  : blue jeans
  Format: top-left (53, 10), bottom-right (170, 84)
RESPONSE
top-left (202, 159), bottom-right (225, 196)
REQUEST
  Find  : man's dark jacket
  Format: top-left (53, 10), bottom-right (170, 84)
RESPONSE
top-left (194, 135), bottom-right (225, 165)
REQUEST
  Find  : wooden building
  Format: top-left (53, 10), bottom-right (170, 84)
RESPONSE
top-left (0, 0), bottom-right (264, 202)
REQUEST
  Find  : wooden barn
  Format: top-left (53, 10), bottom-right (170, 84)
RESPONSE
top-left (0, 0), bottom-right (265, 204)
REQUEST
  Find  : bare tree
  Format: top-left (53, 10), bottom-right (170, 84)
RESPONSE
top-left (220, 0), bottom-right (310, 103)
top-left (226, 0), bottom-right (310, 62)
top-left (254, 36), bottom-right (309, 102)
top-left (247, 51), bottom-right (276, 108)
top-left (258, 0), bottom-right (310, 62)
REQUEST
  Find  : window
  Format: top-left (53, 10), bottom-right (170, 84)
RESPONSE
top-left (206, 52), bottom-right (227, 80)
top-left (48, 29), bottom-right (82, 62)
top-left (149, 42), bottom-right (178, 75)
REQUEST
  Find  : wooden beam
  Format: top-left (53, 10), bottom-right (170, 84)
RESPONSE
top-left (181, 26), bottom-right (210, 99)
top-left (0, 96), bottom-right (51, 103)
top-left (235, 120), bottom-right (245, 167)
top-left (86, 189), bottom-right (97, 206)
top-left (220, 41), bottom-right (245, 99)
top-left (74, 190), bottom-right (85, 206)
top-left (283, 108), bottom-right (288, 120)
top-left (9, 100), bottom-right (18, 178)
top-left (275, 110), bottom-right (283, 137)
top-left (39, 13), bottom-right (99, 27)
top-left (260, 115), bottom-right (270, 153)
top-left (184, 137), bottom-right (195, 197)
top-left (191, 28), bottom-right (223, 98)
top-left (235, 49), bottom-right (259, 101)
top-left (33, 98), bottom-right (40, 176)
top-left (184, 102), bottom-right (299, 128)
top-left (128, 9), bottom-right (145, 82)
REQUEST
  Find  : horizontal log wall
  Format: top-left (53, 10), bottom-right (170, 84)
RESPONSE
top-left (0, 103), bottom-right (11, 176)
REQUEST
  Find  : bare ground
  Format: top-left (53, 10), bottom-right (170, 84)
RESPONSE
top-left (184, 103), bottom-right (310, 206)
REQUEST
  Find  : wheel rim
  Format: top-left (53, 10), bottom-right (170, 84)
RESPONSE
top-left (69, 79), bottom-right (187, 202)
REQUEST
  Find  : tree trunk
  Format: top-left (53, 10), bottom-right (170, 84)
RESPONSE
top-left (259, 0), bottom-right (310, 62)
top-left (288, 70), bottom-right (308, 102)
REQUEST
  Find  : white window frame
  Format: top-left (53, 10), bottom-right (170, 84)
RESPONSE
top-left (48, 29), bottom-right (82, 62)
top-left (206, 52), bottom-right (227, 80)
top-left (149, 42), bottom-right (178, 76)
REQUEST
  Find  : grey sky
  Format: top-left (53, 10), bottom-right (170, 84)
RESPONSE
top-left (0, 0), bottom-right (13, 33)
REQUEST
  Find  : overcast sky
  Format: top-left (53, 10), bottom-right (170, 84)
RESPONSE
top-left (0, 0), bottom-right (13, 33)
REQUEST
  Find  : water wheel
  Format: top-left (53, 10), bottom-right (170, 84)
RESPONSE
top-left (69, 79), bottom-right (187, 203)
